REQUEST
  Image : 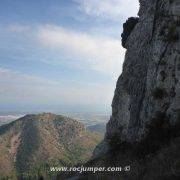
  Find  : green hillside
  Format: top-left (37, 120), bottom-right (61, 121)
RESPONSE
top-left (0, 113), bottom-right (102, 179)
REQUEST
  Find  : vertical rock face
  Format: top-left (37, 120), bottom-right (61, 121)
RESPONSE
top-left (105, 0), bottom-right (180, 144)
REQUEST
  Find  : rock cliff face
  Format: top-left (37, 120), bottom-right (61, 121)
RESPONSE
top-left (56, 2), bottom-right (180, 179)
top-left (86, 1), bottom-right (180, 179)
top-left (105, 0), bottom-right (180, 144)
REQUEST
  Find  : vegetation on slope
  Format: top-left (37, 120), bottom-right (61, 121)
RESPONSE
top-left (0, 113), bottom-right (103, 179)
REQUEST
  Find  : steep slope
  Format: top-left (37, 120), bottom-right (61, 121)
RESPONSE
top-left (97, 0), bottom-right (180, 153)
top-left (68, 0), bottom-right (180, 179)
top-left (106, 0), bottom-right (180, 143)
top-left (0, 113), bottom-right (102, 178)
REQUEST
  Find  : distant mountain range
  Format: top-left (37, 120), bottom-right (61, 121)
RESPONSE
top-left (0, 113), bottom-right (109, 127)
top-left (87, 123), bottom-right (106, 134)
top-left (0, 113), bottom-right (102, 179)
top-left (0, 115), bottom-right (23, 126)
top-left (69, 113), bottom-right (109, 126)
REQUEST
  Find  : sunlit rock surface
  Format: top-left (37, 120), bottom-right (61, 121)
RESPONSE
top-left (105, 0), bottom-right (180, 144)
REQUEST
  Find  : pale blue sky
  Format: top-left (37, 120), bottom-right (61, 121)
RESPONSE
top-left (0, 0), bottom-right (139, 113)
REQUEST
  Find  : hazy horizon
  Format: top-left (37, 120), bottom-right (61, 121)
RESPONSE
top-left (0, 0), bottom-right (139, 113)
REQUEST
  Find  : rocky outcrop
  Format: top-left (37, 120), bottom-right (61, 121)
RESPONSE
top-left (89, 0), bottom-right (180, 179)
top-left (121, 17), bottom-right (139, 48)
top-left (55, 1), bottom-right (180, 179)
top-left (105, 0), bottom-right (180, 144)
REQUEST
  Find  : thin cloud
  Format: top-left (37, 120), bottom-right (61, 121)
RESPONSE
top-left (0, 67), bottom-right (113, 106)
top-left (75, 0), bottom-right (139, 21)
top-left (36, 24), bottom-right (125, 78)
top-left (5, 23), bottom-right (125, 79)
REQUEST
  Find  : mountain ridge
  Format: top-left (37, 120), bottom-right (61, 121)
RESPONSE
top-left (0, 113), bottom-right (102, 179)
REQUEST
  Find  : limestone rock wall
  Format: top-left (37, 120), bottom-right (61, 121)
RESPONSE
top-left (105, 0), bottom-right (180, 144)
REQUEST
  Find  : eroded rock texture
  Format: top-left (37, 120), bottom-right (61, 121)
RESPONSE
top-left (84, 1), bottom-right (180, 179)
top-left (57, 1), bottom-right (180, 179)
top-left (106, 0), bottom-right (180, 144)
